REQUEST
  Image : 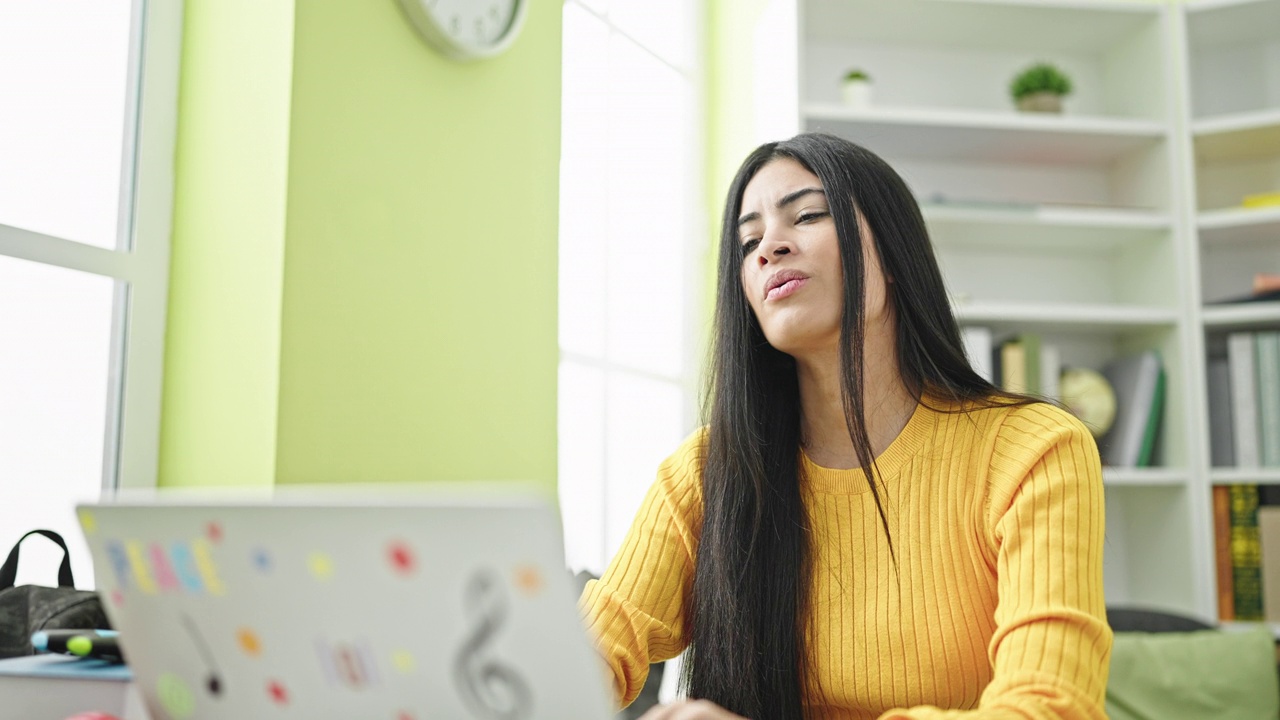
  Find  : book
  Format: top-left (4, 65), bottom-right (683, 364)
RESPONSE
top-left (1099, 351), bottom-right (1164, 468)
top-left (1230, 484), bottom-right (1264, 622)
top-left (0, 654), bottom-right (146, 720)
top-left (1000, 339), bottom-right (1027, 394)
top-left (1256, 332), bottom-right (1280, 467)
top-left (1207, 355), bottom-right (1235, 467)
top-left (997, 334), bottom-right (1041, 395)
top-left (1259, 506), bottom-right (1280, 623)
top-left (1214, 485), bottom-right (1235, 621)
top-left (1228, 332), bottom-right (1260, 467)
top-left (961, 326), bottom-right (993, 383)
top-left (1021, 334), bottom-right (1042, 396)
top-left (1040, 343), bottom-right (1061, 402)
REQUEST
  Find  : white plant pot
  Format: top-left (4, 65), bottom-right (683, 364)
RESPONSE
top-left (841, 80), bottom-right (872, 109)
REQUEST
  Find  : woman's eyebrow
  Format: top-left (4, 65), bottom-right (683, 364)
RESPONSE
top-left (737, 187), bottom-right (827, 227)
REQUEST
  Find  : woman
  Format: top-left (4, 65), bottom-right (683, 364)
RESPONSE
top-left (579, 133), bottom-right (1111, 720)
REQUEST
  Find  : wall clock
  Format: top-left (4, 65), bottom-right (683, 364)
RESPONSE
top-left (397, 0), bottom-right (528, 62)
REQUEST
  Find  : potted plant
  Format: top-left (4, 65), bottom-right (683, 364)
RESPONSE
top-left (841, 69), bottom-right (872, 109)
top-left (1010, 62), bottom-right (1072, 113)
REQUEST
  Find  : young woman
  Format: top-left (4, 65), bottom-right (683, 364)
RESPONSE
top-left (579, 133), bottom-right (1110, 720)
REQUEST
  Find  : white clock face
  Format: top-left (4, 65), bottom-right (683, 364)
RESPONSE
top-left (399, 0), bottom-right (526, 61)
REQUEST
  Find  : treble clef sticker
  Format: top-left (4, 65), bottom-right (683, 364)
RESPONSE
top-left (453, 568), bottom-right (533, 719)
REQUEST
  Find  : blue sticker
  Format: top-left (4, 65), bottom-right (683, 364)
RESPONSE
top-left (171, 542), bottom-right (206, 594)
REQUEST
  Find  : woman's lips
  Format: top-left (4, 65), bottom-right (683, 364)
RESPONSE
top-left (767, 277), bottom-right (808, 301)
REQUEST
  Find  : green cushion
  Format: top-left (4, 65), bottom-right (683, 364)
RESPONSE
top-left (1107, 628), bottom-right (1279, 720)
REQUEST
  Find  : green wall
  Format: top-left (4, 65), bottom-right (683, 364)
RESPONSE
top-left (275, 1), bottom-right (561, 486)
top-left (159, 0), bottom-right (294, 488)
top-left (160, 1), bottom-right (562, 491)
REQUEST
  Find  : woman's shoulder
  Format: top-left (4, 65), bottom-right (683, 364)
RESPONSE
top-left (928, 393), bottom-right (1090, 439)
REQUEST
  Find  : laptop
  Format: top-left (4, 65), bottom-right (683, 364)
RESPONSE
top-left (76, 491), bottom-right (614, 719)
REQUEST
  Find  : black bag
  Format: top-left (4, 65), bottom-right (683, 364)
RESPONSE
top-left (0, 529), bottom-right (110, 658)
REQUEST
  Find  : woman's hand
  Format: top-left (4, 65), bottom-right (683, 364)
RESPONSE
top-left (638, 699), bottom-right (749, 719)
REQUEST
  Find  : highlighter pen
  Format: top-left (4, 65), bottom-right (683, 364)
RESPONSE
top-left (31, 629), bottom-right (119, 654)
top-left (65, 634), bottom-right (125, 663)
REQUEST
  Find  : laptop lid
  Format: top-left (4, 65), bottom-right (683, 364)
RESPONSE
top-left (76, 495), bottom-right (614, 720)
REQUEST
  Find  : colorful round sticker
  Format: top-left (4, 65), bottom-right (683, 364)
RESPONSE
top-left (156, 673), bottom-right (195, 719)
top-left (252, 547), bottom-right (273, 573)
top-left (387, 540), bottom-right (416, 576)
top-left (391, 649), bottom-right (416, 674)
top-left (307, 553), bottom-right (334, 580)
top-left (237, 628), bottom-right (262, 657)
top-left (513, 565), bottom-right (544, 596)
top-left (267, 679), bottom-right (290, 705)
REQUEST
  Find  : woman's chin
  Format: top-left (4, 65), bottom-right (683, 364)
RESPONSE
top-left (762, 328), bottom-right (837, 358)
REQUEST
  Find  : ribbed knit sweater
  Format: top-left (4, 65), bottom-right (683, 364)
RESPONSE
top-left (579, 398), bottom-right (1111, 719)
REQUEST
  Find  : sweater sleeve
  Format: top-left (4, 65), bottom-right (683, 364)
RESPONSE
top-left (879, 404), bottom-right (1112, 720)
top-left (578, 428), bottom-right (705, 708)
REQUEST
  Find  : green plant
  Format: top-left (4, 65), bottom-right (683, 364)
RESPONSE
top-left (1010, 63), bottom-right (1072, 101)
top-left (843, 69), bottom-right (870, 82)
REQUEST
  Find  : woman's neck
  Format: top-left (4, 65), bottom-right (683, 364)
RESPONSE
top-left (794, 342), bottom-right (916, 470)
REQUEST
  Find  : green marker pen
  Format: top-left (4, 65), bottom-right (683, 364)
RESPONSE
top-left (66, 634), bottom-right (125, 663)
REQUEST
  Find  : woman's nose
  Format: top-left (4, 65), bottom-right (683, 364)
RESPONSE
top-left (757, 236), bottom-right (792, 267)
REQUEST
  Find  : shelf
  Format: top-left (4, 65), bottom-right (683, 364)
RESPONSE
top-left (1210, 468), bottom-right (1280, 485)
top-left (925, 203), bottom-right (1170, 229)
top-left (1104, 468), bottom-right (1190, 487)
top-left (803, 104), bottom-right (1167, 165)
top-left (807, 0), bottom-right (1161, 53)
top-left (1192, 108), bottom-right (1280, 163)
top-left (923, 204), bottom-right (1171, 251)
top-left (1201, 303), bottom-right (1280, 328)
top-left (954, 301), bottom-right (1178, 332)
top-left (1198, 205), bottom-right (1280, 244)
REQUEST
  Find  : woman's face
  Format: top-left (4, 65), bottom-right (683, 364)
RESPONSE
top-left (737, 158), bottom-right (889, 357)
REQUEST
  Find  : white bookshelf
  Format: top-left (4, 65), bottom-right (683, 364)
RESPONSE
top-left (803, 104), bottom-right (1166, 164)
top-left (1105, 468), bottom-right (1191, 487)
top-left (954, 301), bottom-right (1179, 332)
top-left (1210, 469), bottom-right (1280, 485)
top-left (746, 0), bottom-right (1280, 621)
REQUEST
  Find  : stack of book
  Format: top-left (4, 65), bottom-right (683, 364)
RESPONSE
top-left (1209, 331), bottom-right (1280, 623)
top-left (1214, 484), bottom-right (1280, 623)
top-left (960, 329), bottom-right (1062, 400)
top-left (1096, 351), bottom-right (1165, 468)
top-left (1207, 331), bottom-right (1280, 468)
top-left (965, 329), bottom-right (1164, 468)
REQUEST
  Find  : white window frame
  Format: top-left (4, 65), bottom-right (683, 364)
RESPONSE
top-left (0, 0), bottom-right (183, 492)
top-left (558, 0), bottom-right (708, 577)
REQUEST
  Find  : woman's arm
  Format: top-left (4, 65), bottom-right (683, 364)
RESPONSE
top-left (879, 404), bottom-right (1112, 720)
top-left (579, 429), bottom-right (706, 708)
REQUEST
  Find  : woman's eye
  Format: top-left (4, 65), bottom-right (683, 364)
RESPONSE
top-left (740, 238), bottom-right (760, 255)
top-left (798, 211), bottom-right (828, 223)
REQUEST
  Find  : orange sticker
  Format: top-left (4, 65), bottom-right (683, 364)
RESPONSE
top-left (514, 565), bottom-right (544, 596)
top-left (237, 628), bottom-right (262, 657)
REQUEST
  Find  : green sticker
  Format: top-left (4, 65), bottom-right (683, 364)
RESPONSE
top-left (157, 672), bottom-right (195, 719)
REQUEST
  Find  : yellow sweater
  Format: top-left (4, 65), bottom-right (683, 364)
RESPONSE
top-left (579, 398), bottom-right (1111, 719)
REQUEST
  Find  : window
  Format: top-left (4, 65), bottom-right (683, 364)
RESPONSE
top-left (558, 0), bottom-right (704, 578)
top-left (0, 1), bottom-right (181, 587)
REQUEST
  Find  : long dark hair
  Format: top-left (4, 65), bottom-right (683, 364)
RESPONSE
top-left (682, 133), bottom-right (1032, 719)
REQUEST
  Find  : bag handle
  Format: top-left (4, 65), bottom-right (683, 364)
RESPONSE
top-left (0, 529), bottom-right (75, 590)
